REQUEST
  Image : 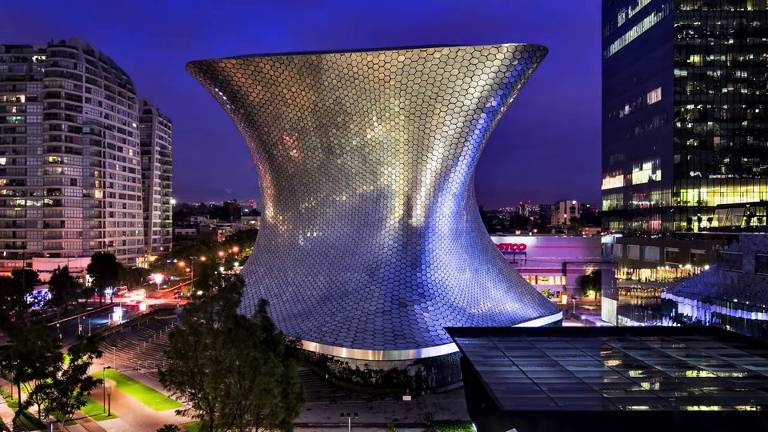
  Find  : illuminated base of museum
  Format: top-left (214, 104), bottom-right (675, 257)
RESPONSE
top-left (299, 311), bottom-right (563, 361)
top-left (301, 312), bottom-right (563, 390)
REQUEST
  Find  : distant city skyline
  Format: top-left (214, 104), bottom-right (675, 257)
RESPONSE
top-left (2, 1), bottom-right (601, 208)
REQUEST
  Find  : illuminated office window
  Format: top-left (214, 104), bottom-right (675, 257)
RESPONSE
top-left (631, 159), bottom-right (662, 185)
top-left (605, 3), bottom-right (670, 58)
top-left (646, 87), bottom-right (662, 105)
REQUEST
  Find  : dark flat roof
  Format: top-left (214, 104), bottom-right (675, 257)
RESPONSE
top-left (447, 326), bottom-right (768, 413)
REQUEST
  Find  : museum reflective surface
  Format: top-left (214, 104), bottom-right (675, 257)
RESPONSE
top-left (187, 44), bottom-right (561, 361)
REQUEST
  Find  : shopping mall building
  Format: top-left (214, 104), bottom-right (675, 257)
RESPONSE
top-left (490, 235), bottom-right (606, 301)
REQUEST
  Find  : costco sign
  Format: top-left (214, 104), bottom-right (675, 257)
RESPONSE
top-left (495, 243), bottom-right (528, 252)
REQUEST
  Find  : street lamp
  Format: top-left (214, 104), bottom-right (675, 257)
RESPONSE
top-left (151, 273), bottom-right (164, 290)
top-left (340, 412), bottom-right (358, 432)
top-left (102, 366), bottom-right (112, 415)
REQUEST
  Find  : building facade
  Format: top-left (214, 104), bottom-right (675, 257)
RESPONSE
top-left (550, 200), bottom-right (581, 227)
top-left (491, 235), bottom-right (606, 301)
top-left (602, 0), bottom-right (768, 233)
top-left (139, 99), bottom-right (172, 255)
top-left (0, 38), bottom-right (170, 268)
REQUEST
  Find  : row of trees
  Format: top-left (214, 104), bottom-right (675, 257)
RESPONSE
top-left (0, 268), bottom-right (102, 427)
top-left (0, 251), bottom-right (152, 318)
top-left (159, 270), bottom-right (303, 432)
top-left (88, 251), bottom-right (153, 302)
top-left (0, 249), bottom-right (147, 427)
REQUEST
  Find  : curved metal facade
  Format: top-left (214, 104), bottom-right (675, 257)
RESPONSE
top-left (187, 44), bottom-right (561, 361)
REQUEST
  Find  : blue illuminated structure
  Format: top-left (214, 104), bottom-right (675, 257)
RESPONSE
top-left (187, 44), bottom-right (561, 365)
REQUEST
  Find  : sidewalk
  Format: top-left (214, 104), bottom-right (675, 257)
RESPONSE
top-left (91, 381), bottom-right (189, 432)
top-left (0, 394), bottom-right (15, 431)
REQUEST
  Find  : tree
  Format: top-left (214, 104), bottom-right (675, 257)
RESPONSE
top-left (0, 273), bottom-right (61, 420)
top-left (48, 266), bottom-right (84, 313)
top-left (159, 276), bottom-right (303, 432)
top-left (578, 270), bottom-right (602, 298)
top-left (11, 268), bottom-right (41, 289)
top-left (0, 275), bottom-right (32, 323)
top-left (119, 266), bottom-right (151, 289)
top-left (0, 321), bottom-right (61, 419)
top-left (87, 252), bottom-right (123, 304)
top-left (46, 335), bottom-right (102, 425)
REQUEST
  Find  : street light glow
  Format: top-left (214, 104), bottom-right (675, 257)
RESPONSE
top-left (152, 273), bottom-right (164, 286)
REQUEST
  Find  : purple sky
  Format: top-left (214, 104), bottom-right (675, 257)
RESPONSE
top-left (3, 1), bottom-right (601, 208)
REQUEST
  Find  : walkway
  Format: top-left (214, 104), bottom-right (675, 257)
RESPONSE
top-left (89, 381), bottom-right (188, 432)
top-left (0, 391), bottom-right (15, 431)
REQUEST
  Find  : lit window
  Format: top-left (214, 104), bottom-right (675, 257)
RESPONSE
top-left (605, 4), bottom-right (669, 58)
top-left (631, 159), bottom-right (662, 185)
top-left (646, 87), bottom-right (662, 105)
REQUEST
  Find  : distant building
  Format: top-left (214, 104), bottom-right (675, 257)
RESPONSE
top-left (601, 0), bottom-right (768, 234)
top-left (550, 200), bottom-right (581, 227)
top-left (0, 38), bottom-right (157, 268)
top-left (239, 214), bottom-right (260, 230)
top-left (172, 227), bottom-right (197, 238)
top-left (519, 201), bottom-right (542, 218)
top-left (222, 199), bottom-right (241, 221)
top-left (189, 215), bottom-right (213, 225)
top-left (139, 99), bottom-right (173, 255)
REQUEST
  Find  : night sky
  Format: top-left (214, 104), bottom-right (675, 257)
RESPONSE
top-left (3, 1), bottom-right (601, 208)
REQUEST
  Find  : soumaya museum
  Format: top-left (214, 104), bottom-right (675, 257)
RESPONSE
top-left (187, 44), bottom-right (562, 384)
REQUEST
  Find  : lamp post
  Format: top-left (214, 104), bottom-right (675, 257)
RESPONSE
top-left (102, 366), bottom-right (112, 414)
top-left (151, 273), bottom-right (164, 290)
top-left (340, 412), bottom-right (358, 432)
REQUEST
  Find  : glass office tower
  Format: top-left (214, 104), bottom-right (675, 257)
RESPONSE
top-left (602, 0), bottom-right (768, 233)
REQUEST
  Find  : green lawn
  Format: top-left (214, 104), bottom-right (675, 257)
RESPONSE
top-left (182, 421), bottom-right (201, 432)
top-left (80, 396), bottom-right (118, 421)
top-left (96, 369), bottom-right (182, 411)
top-left (0, 387), bottom-right (46, 431)
top-left (431, 423), bottom-right (475, 432)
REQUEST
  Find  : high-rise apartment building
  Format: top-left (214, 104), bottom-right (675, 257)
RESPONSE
top-left (602, 0), bottom-right (768, 233)
top-left (550, 200), bottom-right (581, 227)
top-left (0, 38), bottom-right (171, 268)
top-left (139, 99), bottom-right (172, 254)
